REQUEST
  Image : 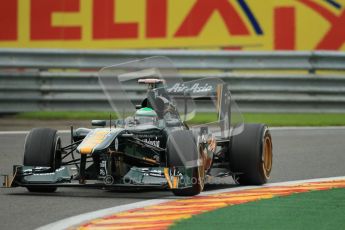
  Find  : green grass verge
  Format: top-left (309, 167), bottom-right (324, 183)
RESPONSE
top-left (170, 188), bottom-right (345, 230)
top-left (12, 112), bottom-right (345, 126)
top-left (242, 113), bottom-right (345, 126)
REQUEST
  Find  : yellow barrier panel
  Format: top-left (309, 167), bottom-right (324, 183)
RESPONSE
top-left (0, 0), bottom-right (344, 50)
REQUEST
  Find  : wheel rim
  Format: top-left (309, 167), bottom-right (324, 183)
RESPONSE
top-left (262, 131), bottom-right (273, 179)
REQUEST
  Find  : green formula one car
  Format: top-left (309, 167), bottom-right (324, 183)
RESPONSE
top-left (2, 57), bottom-right (272, 196)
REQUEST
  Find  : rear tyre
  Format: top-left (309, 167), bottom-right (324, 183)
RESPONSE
top-left (229, 124), bottom-right (273, 185)
top-left (167, 130), bottom-right (204, 196)
top-left (23, 128), bottom-right (62, 192)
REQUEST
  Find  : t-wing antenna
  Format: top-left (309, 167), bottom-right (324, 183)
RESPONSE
top-left (138, 78), bottom-right (165, 90)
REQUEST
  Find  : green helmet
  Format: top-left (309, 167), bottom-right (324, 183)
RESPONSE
top-left (135, 107), bottom-right (157, 117)
top-left (134, 107), bottom-right (158, 125)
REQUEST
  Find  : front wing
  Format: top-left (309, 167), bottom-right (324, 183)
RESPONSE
top-left (3, 165), bottom-right (196, 191)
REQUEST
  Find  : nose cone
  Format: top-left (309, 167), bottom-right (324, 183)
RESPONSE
top-left (77, 129), bottom-right (111, 155)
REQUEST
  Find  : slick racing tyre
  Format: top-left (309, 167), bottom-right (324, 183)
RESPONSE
top-left (23, 128), bottom-right (62, 192)
top-left (167, 130), bottom-right (204, 196)
top-left (229, 124), bottom-right (273, 185)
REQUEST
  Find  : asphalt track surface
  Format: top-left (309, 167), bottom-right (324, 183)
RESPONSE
top-left (0, 127), bottom-right (345, 230)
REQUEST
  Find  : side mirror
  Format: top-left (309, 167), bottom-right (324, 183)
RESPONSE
top-left (91, 120), bottom-right (106, 127)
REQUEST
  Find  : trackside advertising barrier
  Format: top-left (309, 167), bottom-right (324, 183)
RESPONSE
top-left (1, 0), bottom-right (345, 50)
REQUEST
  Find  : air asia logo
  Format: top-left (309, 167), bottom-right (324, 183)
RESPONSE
top-left (135, 134), bottom-right (162, 147)
top-left (142, 139), bottom-right (160, 147)
top-left (167, 83), bottom-right (213, 93)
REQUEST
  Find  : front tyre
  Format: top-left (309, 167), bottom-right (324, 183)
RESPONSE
top-left (229, 124), bottom-right (273, 185)
top-left (172, 167), bottom-right (204, 196)
top-left (23, 128), bottom-right (62, 192)
top-left (167, 130), bottom-right (204, 196)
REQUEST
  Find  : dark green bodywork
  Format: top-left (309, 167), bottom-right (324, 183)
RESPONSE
top-left (10, 124), bottom-right (195, 190)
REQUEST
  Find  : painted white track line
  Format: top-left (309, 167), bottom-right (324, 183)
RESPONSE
top-left (202, 176), bottom-right (345, 196)
top-left (1, 126), bottom-right (345, 135)
top-left (37, 176), bottom-right (345, 230)
top-left (36, 198), bottom-right (175, 230)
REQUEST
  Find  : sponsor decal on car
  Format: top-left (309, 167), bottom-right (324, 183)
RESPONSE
top-left (167, 83), bottom-right (213, 93)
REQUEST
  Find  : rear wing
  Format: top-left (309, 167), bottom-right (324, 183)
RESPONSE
top-left (165, 80), bottom-right (230, 123)
top-left (151, 78), bottom-right (242, 138)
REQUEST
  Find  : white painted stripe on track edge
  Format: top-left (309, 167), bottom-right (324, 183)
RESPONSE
top-left (36, 198), bottom-right (175, 230)
top-left (36, 176), bottom-right (345, 230)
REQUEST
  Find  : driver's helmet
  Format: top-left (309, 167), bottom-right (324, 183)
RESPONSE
top-left (134, 107), bottom-right (158, 125)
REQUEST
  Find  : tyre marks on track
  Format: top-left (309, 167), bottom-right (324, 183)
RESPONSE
top-left (73, 179), bottom-right (345, 230)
